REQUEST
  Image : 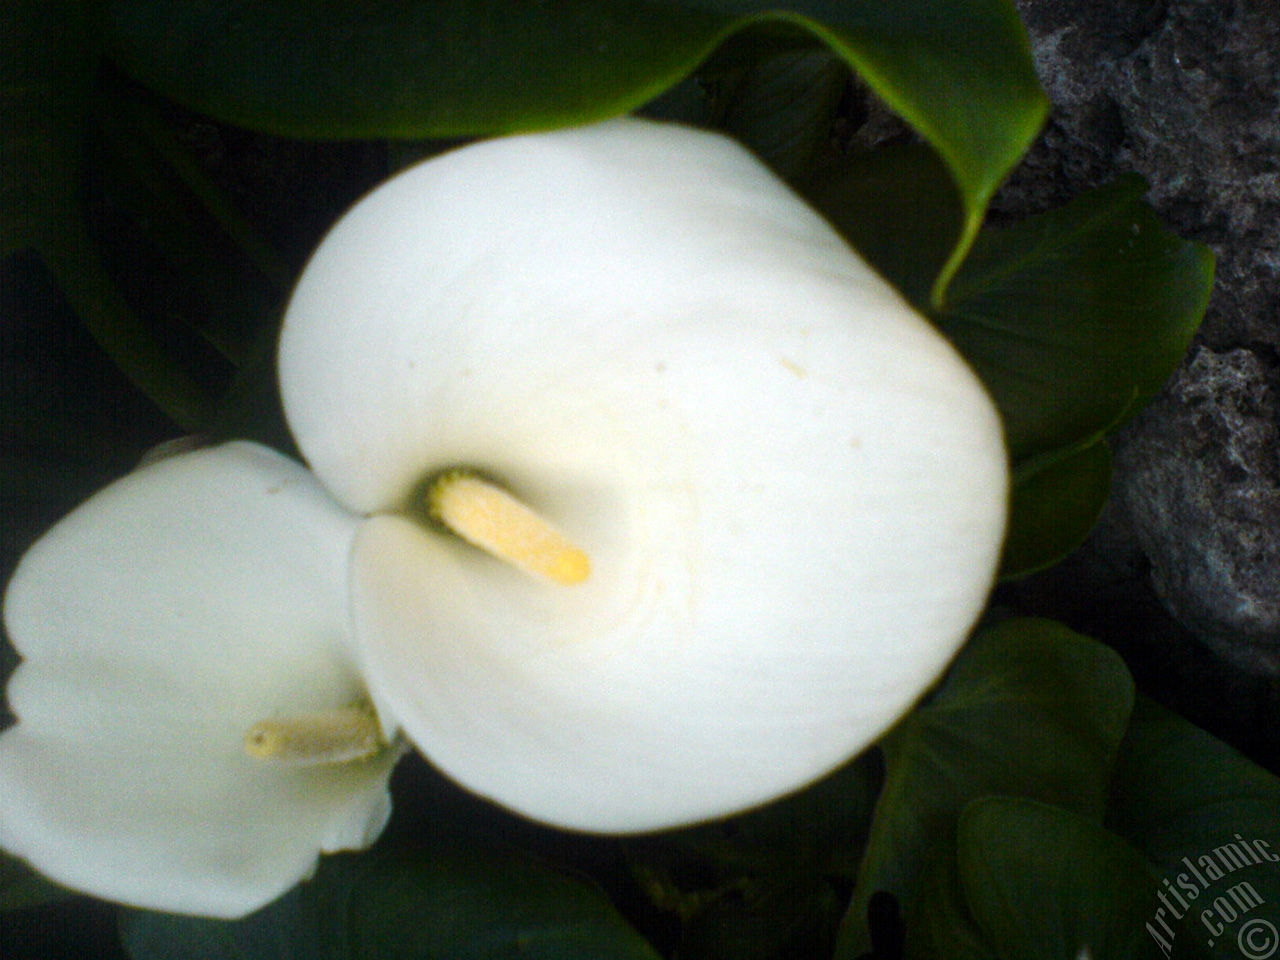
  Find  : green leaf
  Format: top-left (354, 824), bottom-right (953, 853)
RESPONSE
top-left (105, 0), bottom-right (1047, 267)
top-left (835, 618), bottom-right (1135, 958)
top-left (88, 90), bottom-right (281, 368)
top-left (1001, 439), bottom-right (1113, 580)
top-left (671, 877), bottom-right (843, 960)
top-left (695, 46), bottom-right (850, 180)
top-left (905, 856), bottom-right (997, 960)
top-left (959, 798), bottom-right (1161, 960)
top-left (659, 752), bottom-right (882, 879)
top-left (1106, 696), bottom-right (1280, 960)
top-left (122, 840), bottom-right (660, 960)
top-left (121, 880), bottom-right (345, 960)
top-left (800, 143), bottom-right (964, 309)
top-left (104, 0), bottom-right (724, 137)
top-left (347, 844), bottom-right (661, 960)
top-left (627, 754), bottom-right (879, 960)
top-left (937, 175), bottom-right (1215, 467)
top-left (0, 0), bottom-right (90, 256)
top-left (0, 855), bottom-right (74, 912)
top-left (205, 331), bottom-right (298, 455)
top-left (106, 94), bottom-right (292, 291)
top-left (1108, 696), bottom-right (1280, 862)
top-left (41, 214), bottom-right (217, 430)
top-left (3, 2), bottom-right (216, 428)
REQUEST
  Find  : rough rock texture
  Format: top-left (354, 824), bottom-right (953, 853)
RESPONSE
top-left (1000, 0), bottom-right (1280, 683)
top-left (1115, 347), bottom-right (1280, 672)
top-left (1001, 0), bottom-right (1280, 345)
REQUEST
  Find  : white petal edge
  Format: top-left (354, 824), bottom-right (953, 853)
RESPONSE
top-left (0, 441), bottom-right (398, 917)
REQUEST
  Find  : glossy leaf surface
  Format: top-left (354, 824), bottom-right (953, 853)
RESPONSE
top-left (104, 0), bottom-right (1047, 262)
top-left (1106, 696), bottom-right (1280, 960)
top-left (940, 175), bottom-right (1214, 467)
top-left (959, 798), bottom-right (1160, 960)
top-left (1001, 439), bottom-right (1113, 579)
top-left (122, 843), bottom-right (661, 960)
top-left (836, 618), bottom-right (1135, 957)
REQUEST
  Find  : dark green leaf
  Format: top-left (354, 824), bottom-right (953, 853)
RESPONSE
top-left (0, 855), bottom-right (74, 912)
top-left (0, 1), bottom-right (91, 255)
top-left (673, 876), bottom-right (842, 960)
top-left (664, 751), bottom-right (881, 878)
top-left (2, 3), bottom-right (216, 428)
top-left (1108, 696), bottom-right (1280, 861)
top-left (122, 839), bottom-right (660, 960)
top-left (1106, 696), bottom-right (1280, 960)
top-left (1001, 439), bottom-right (1113, 580)
top-left (105, 0), bottom-right (727, 137)
top-left (42, 215), bottom-right (217, 430)
top-left (108, 95), bottom-right (292, 291)
top-left (697, 46), bottom-right (849, 179)
top-left (120, 867), bottom-right (350, 960)
top-left (347, 843), bottom-right (661, 960)
top-left (799, 143), bottom-right (964, 309)
top-left (958, 797), bottom-right (1160, 960)
top-left (627, 754), bottom-right (879, 960)
top-left (904, 855), bottom-right (996, 960)
top-left (937, 175), bottom-right (1215, 466)
top-left (87, 90), bottom-right (283, 369)
top-left (205, 331), bottom-right (298, 455)
top-left (105, 0), bottom-right (1046, 264)
top-left (835, 618), bottom-right (1134, 958)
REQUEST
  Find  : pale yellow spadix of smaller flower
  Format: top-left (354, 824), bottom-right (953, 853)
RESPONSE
top-left (244, 702), bottom-right (386, 765)
top-left (278, 117), bottom-right (1009, 833)
top-left (0, 442), bottom-right (399, 918)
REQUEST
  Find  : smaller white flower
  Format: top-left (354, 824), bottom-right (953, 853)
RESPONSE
top-left (0, 442), bottom-right (399, 918)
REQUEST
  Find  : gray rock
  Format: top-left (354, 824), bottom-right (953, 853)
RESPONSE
top-left (1001, 0), bottom-right (1280, 674)
top-left (1112, 347), bottom-right (1280, 673)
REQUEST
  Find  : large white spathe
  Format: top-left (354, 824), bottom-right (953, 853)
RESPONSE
top-left (0, 442), bottom-right (399, 917)
top-left (279, 118), bottom-right (1008, 832)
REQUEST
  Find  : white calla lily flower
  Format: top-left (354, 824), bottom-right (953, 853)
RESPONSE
top-left (0, 442), bottom-right (399, 918)
top-left (279, 118), bottom-right (1008, 832)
